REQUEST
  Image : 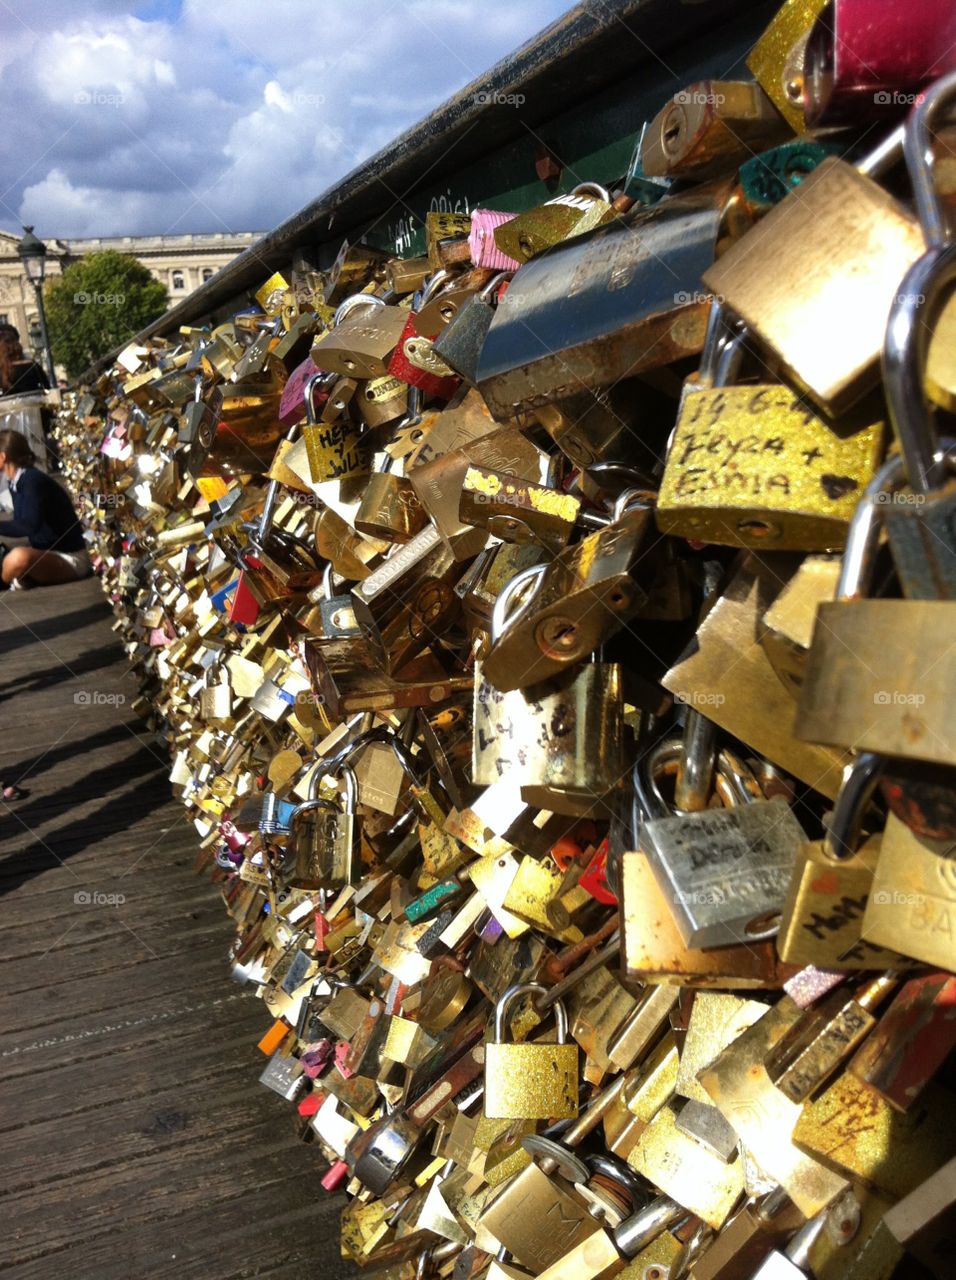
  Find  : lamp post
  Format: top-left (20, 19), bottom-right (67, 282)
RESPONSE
top-left (17, 226), bottom-right (56, 387)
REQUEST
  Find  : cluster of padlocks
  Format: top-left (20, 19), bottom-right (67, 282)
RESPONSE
top-left (55, 3), bottom-right (956, 1275)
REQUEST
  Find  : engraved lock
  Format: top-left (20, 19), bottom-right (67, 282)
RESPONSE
top-left (357, 374), bottom-right (409, 428)
top-left (177, 373), bottom-right (207, 446)
top-left (493, 183), bottom-right (616, 264)
top-left (636, 737), bottom-right (806, 948)
top-left (472, 643), bottom-right (625, 819)
top-left (431, 272), bottom-right (511, 388)
top-left (287, 762), bottom-right (360, 890)
top-left (703, 127), bottom-right (925, 415)
top-left (311, 294), bottom-right (408, 378)
top-left (655, 301), bottom-right (884, 550)
top-left (531, 1195), bottom-right (684, 1280)
top-left (796, 450), bottom-right (956, 767)
top-left (484, 983), bottom-right (578, 1120)
top-left (642, 80), bottom-right (788, 181)
top-left (478, 185), bottom-right (730, 420)
top-left (881, 74), bottom-right (956, 600)
top-left (355, 446), bottom-right (428, 546)
top-left (481, 495), bottom-right (652, 692)
top-left (862, 810), bottom-right (956, 971)
top-left (301, 370), bottom-right (370, 484)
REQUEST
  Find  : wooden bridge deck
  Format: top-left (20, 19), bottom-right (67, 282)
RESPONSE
top-left (0, 577), bottom-right (351, 1279)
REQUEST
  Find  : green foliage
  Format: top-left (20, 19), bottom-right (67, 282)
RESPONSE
top-left (44, 250), bottom-right (168, 378)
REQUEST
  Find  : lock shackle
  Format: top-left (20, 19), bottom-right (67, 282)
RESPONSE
top-left (584, 1152), bottom-right (647, 1209)
top-left (904, 71), bottom-right (956, 248)
top-left (333, 292), bottom-right (385, 328)
top-left (304, 370), bottom-right (335, 425)
top-left (478, 270), bottom-right (513, 304)
top-left (288, 794), bottom-right (337, 828)
top-left (397, 384), bottom-right (423, 432)
top-left (417, 269), bottom-right (453, 308)
top-left (492, 982), bottom-right (568, 1043)
top-left (489, 562), bottom-right (547, 644)
top-left (675, 709), bottom-right (718, 813)
top-left (837, 442), bottom-right (956, 598)
top-left (823, 751), bottom-right (884, 862)
top-left (612, 486), bottom-right (657, 521)
top-left (633, 738), bottom-right (758, 831)
top-left (571, 181), bottom-right (611, 202)
top-left (612, 1195), bottom-right (685, 1259)
top-left (883, 246), bottom-right (956, 494)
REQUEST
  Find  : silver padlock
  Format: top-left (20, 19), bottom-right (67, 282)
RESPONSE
top-left (636, 738), bottom-right (805, 948)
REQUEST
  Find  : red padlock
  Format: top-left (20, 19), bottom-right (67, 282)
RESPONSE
top-left (387, 310), bottom-right (460, 400)
top-left (804, 0), bottom-right (956, 126)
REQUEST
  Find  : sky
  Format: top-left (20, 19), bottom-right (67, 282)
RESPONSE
top-left (0, 0), bottom-right (573, 240)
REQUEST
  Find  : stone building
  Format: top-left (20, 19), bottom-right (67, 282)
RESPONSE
top-left (0, 231), bottom-right (261, 356)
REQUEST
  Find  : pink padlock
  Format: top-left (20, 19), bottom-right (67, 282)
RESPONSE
top-left (468, 208), bottom-right (521, 271)
top-left (321, 1159), bottom-right (350, 1191)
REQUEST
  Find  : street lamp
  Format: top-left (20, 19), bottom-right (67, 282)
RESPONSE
top-left (28, 320), bottom-right (42, 357)
top-left (17, 226), bottom-right (56, 386)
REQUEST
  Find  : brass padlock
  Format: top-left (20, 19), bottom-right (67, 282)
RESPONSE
top-left (484, 983), bottom-right (578, 1120)
top-left (287, 762), bottom-right (360, 890)
top-left (641, 80), bottom-right (788, 181)
top-left (311, 296), bottom-right (408, 378)
top-left (703, 132), bottom-right (925, 414)
top-left (796, 463), bottom-right (956, 767)
top-left (493, 183), bottom-right (616, 264)
top-left (656, 303), bottom-right (884, 550)
top-left (481, 500), bottom-right (651, 692)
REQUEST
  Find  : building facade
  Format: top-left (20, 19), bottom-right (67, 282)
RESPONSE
top-left (0, 231), bottom-right (262, 357)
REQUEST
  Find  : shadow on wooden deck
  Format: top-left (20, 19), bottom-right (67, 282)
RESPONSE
top-left (0, 577), bottom-right (353, 1279)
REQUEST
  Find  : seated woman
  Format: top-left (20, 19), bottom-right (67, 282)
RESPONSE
top-left (0, 429), bottom-right (90, 587)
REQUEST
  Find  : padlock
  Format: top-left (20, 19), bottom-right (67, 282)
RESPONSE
top-left (635, 737), bottom-right (805, 948)
top-left (483, 983), bottom-right (578, 1120)
top-left (796, 455), bottom-right (956, 767)
top-left (198, 655), bottom-right (233, 722)
top-left (458, 464), bottom-right (580, 552)
top-left (492, 184), bottom-right (616, 264)
top-left (388, 289), bottom-right (461, 401)
top-left (355, 445), bottom-right (428, 546)
top-left (311, 295), bottom-right (408, 378)
top-left (478, 181), bottom-right (734, 420)
top-left (656, 301), bottom-right (884, 550)
top-left (468, 209), bottom-right (520, 270)
top-left (356, 374), bottom-right (409, 428)
top-left (530, 1195), bottom-right (684, 1280)
top-left (880, 75), bottom-right (956, 600)
top-left (287, 761), bottom-right (360, 890)
top-left (481, 498), bottom-right (652, 692)
top-left (472, 643), bottom-right (625, 818)
top-left (431, 272), bottom-right (511, 388)
top-left (301, 371), bottom-right (371, 484)
top-left (641, 80), bottom-right (789, 181)
top-left (703, 129), bottom-right (925, 415)
top-left (803, 0), bottom-right (956, 127)
top-left (415, 265), bottom-right (493, 334)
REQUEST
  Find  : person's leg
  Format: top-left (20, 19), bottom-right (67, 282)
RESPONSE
top-left (2, 546), bottom-right (81, 586)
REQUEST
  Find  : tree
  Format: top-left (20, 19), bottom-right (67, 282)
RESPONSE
top-left (44, 250), bottom-right (168, 378)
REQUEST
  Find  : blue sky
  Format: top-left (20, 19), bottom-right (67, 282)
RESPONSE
top-left (0, 0), bottom-right (573, 239)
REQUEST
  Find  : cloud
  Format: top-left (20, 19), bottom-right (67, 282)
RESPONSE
top-left (0, 0), bottom-right (570, 239)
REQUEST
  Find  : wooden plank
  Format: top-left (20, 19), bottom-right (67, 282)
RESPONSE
top-left (0, 578), bottom-right (353, 1277)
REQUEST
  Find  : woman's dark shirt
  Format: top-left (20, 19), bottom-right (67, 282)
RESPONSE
top-left (0, 467), bottom-right (85, 551)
